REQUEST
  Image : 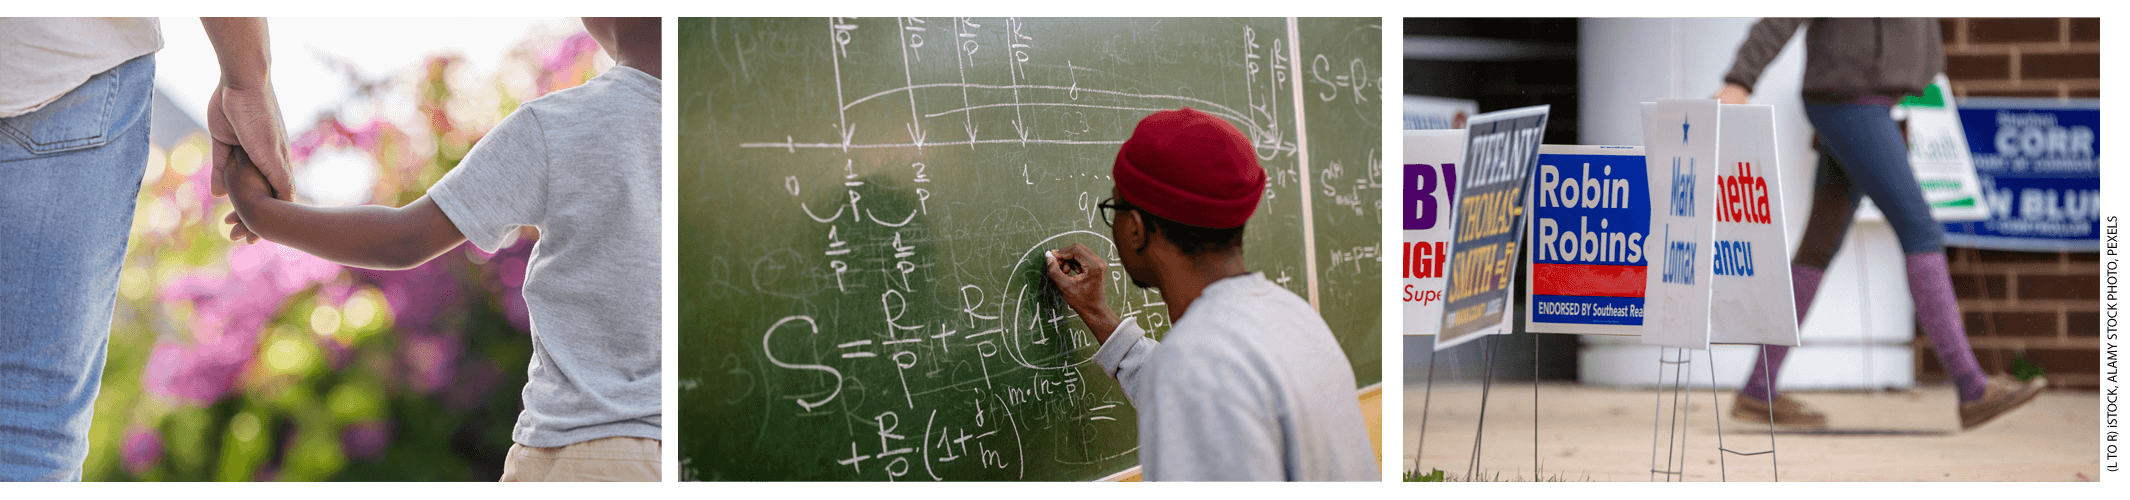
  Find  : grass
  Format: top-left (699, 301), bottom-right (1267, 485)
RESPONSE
top-left (2011, 353), bottom-right (2045, 382)
top-left (1404, 467), bottom-right (1592, 482)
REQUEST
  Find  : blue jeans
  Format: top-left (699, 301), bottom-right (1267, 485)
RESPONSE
top-left (0, 54), bottom-right (154, 481)
top-left (1790, 101), bottom-right (1946, 267)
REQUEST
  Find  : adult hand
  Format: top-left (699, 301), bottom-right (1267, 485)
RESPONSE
top-left (206, 78), bottom-right (293, 202)
top-left (1045, 243), bottom-right (1121, 343)
top-left (201, 17), bottom-right (294, 202)
top-left (1715, 83), bottom-right (1752, 105)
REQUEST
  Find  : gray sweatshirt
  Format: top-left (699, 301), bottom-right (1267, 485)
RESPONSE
top-left (1724, 18), bottom-right (1945, 103)
top-left (1092, 273), bottom-right (1377, 481)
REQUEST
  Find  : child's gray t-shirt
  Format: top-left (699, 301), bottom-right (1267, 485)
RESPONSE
top-left (428, 66), bottom-right (661, 448)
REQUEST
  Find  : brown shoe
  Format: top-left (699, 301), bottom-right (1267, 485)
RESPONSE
top-left (1959, 376), bottom-right (2047, 430)
top-left (1730, 393), bottom-right (1827, 428)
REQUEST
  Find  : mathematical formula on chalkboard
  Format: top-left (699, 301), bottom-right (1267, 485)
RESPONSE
top-left (680, 17), bottom-right (1381, 481)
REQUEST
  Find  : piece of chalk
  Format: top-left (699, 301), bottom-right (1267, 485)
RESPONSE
top-left (1046, 250), bottom-right (1056, 260)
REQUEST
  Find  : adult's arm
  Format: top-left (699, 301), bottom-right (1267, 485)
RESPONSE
top-left (1722, 18), bottom-right (1808, 94)
top-left (200, 17), bottom-right (295, 202)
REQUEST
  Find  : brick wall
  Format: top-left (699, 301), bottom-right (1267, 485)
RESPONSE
top-left (1921, 18), bottom-right (2100, 389)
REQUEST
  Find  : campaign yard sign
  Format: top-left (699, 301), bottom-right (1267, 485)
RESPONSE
top-left (1638, 100), bottom-right (1719, 351)
top-left (1525, 145), bottom-right (1649, 336)
top-left (1941, 98), bottom-right (2100, 252)
top-left (1867, 74), bottom-right (1992, 222)
top-left (1438, 105), bottom-right (1549, 350)
top-left (1707, 104), bottom-right (1799, 347)
top-left (1404, 129), bottom-right (1466, 336)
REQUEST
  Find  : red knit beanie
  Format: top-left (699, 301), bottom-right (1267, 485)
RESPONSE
top-left (1112, 108), bottom-right (1266, 229)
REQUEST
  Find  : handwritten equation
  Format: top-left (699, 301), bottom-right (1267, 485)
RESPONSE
top-left (683, 17), bottom-right (1380, 481)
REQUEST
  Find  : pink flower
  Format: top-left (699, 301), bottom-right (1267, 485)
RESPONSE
top-left (150, 242), bottom-right (343, 405)
top-left (190, 159), bottom-right (218, 215)
top-left (289, 117), bottom-right (346, 165)
top-left (401, 332), bottom-right (462, 394)
top-left (494, 243), bottom-right (533, 332)
top-left (121, 426), bottom-right (163, 475)
top-left (537, 33), bottom-right (601, 94)
top-left (468, 238), bottom-right (534, 331)
top-left (445, 360), bottom-right (502, 412)
top-left (141, 335), bottom-right (257, 404)
top-left (501, 291), bottom-right (530, 333)
top-left (229, 242), bottom-right (344, 296)
top-left (355, 251), bottom-right (463, 332)
top-left (341, 421), bottom-right (391, 461)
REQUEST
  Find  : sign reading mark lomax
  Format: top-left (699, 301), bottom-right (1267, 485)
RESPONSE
top-left (1638, 100), bottom-right (1718, 351)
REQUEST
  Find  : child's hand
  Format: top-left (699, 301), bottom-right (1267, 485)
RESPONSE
top-left (222, 145), bottom-right (276, 201)
top-left (223, 211), bottom-right (260, 244)
top-left (221, 145), bottom-right (274, 244)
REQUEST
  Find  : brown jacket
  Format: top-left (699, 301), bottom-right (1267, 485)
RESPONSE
top-left (1724, 18), bottom-right (1945, 102)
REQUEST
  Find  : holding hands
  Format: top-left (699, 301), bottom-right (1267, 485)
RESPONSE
top-left (198, 17), bottom-right (294, 243)
top-left (220, 146), bottom-right (272, 243)
top-left (206, 78), bottom-right (292, 203)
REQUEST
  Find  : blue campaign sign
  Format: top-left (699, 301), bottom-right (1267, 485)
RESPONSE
top-left (1944, 99), bottom-right (2099, 252)
top-left (1527, 147), bottom-right (1650, 334)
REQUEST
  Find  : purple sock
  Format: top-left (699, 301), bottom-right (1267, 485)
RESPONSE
top-left (1742, 265), bottom-right (1825, 402)
top-left (1907, 252), bottom-right (1989, 402)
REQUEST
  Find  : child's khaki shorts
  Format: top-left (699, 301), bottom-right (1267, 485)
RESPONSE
top-left (500, 436), bottom-right (661, 482)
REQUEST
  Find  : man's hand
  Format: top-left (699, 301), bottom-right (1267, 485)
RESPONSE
top-left (202, 17), bottom-right (294, 202)
top-left (1046, 243), bottom-right (1122, 343)
top-left (206, 78), bottom-right (292, 202)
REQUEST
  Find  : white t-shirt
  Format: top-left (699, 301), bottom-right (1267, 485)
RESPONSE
top-left (428, 66), bottom-right (662, 448)
top-left (1092, 272), bottom-right (1378, 481)
top-left (0, 17), bottom-right (162, 118)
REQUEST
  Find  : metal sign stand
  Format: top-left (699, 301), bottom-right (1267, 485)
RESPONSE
top-left (1649, 346), bottom-right (1782, 481)
top-left (1414, 334), bottom-right (1550, 482)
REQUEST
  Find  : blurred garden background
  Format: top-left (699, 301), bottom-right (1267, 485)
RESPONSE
top-left (83, 18), bottom-right (605, 481)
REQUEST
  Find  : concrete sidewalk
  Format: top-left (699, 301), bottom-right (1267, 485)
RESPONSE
top-left (1402, 383), bottom-right (2098, 481)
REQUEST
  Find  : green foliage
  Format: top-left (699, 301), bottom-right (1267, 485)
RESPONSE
top-left (82, 29), bottom-right (605, 482)
top-left (2011, 352), bottom-right (2046, 382)
top-left (1404, 468), bottom-right (1448, 482)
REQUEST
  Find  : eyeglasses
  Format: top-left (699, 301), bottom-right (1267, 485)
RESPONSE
top-left (1098, 197), bottom-right (1131, 228)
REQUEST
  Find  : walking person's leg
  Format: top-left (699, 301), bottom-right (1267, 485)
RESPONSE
top-left (0, 54), bottom-right (155, 481)
top-left (1732, 139), bottom-right (1859, 427)
top-left (1801, 101), bottom-right (2044, 430)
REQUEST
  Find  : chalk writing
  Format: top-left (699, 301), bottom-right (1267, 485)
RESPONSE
top-left (684, 17), bottom-right (1380, 481)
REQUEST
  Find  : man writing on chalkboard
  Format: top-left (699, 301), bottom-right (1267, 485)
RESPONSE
top-left (1043, 108), bottom-right (1377, 481)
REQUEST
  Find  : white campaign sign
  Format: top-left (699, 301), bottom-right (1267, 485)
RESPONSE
top-left (1708, 104), bottom-right (1800, 347)
top-left (1864, 73), bottom-right (1991, 222)
top-left (1639, 100), bottom-right (1719, 351)
top-left (1403, 129), bottom-right (1465, 335)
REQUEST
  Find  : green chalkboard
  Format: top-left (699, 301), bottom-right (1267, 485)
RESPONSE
top-left (679, 17), bottom-right (1382, 481)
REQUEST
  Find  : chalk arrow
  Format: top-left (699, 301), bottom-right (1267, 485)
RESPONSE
top-left (963, 121), bottom-right (980, 150)
top-left (1012, 119), bottom-right (1030, 145)
top-left (839, 123), bottom-right (857, 153)
top-left (1067, 59), bottom-right (1079, 100)
top-left (907, 121), bottom-right (927, 154)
